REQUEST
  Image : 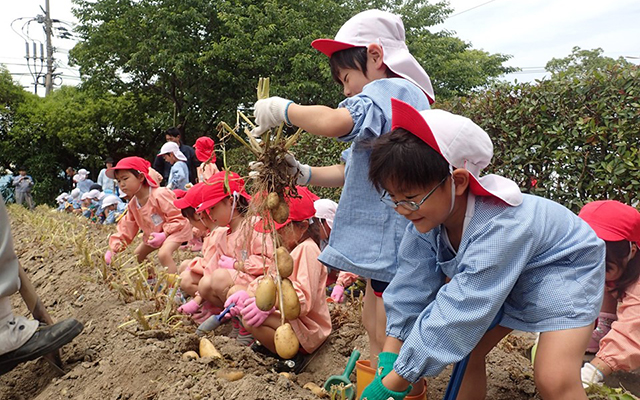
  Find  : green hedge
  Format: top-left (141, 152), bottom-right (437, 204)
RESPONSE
top-left (439, 64), bottom-right (640, 212)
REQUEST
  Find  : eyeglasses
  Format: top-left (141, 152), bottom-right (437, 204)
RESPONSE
top-left (380, 175), bottom-right (449, 211)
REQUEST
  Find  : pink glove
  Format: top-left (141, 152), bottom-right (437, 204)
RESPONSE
top-left (177, 299), bottom-right (201, 315)
top-left (218, 255), bottom-right (236, 270)
top-left (104, 250), bottom-right (113, 265)
top-left (331, 284), bottom-right (345, 303)
top-left (147, 231), bottom-right (167, 248)
top-left (241, 297), bottom-right (274, 327)
top-left (225, 290), bottom-right (250, 318)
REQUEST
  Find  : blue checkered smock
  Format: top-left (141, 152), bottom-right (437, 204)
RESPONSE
top-left (318, 78), bottom-right (430, 282)
top-left (385, 194), bottom-right (605, 382)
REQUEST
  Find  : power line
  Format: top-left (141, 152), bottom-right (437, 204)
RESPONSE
top-left (448, 0), bottom-right (498, 18)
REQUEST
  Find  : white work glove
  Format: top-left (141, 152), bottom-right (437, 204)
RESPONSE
top-left (284, 153), bottom-right (312, 185)
top-left (581, 362), bottom-right (604, 388)
top-left (250, 96), bottom-right (294, 137)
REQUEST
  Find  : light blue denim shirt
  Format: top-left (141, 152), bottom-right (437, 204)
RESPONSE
top-left (317, 78), bottom-right (430, 282)
top-left (169, 161), bottom-right (189, 191)
top-left (97, 168), bottom-right (116, 194)
top-left (385, 194), bottom-right (605, 382)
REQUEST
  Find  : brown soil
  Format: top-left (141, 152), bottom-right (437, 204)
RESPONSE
top-left (1, 206), bottom-right (637, 400)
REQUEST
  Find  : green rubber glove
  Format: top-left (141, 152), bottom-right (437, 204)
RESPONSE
top-left (376, 352), bottom-right (399, 378)
top-left (360, 374), bottom-right (411, 400)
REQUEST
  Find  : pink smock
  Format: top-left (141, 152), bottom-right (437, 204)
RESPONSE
top-left (186, 230), bottom-right (216, 276)
top-left (597, 278), bottom-right (640, 371)
top-left (207, 218), bottom-right (274, 286)
top-left (336, 271), bottom-right (359, 288)
top-left (109, 187), bottom-right (192, 252)
top-left (197, 163), bottom-right (219, 183)
top-left (248, 237), bottom-right (331, 353)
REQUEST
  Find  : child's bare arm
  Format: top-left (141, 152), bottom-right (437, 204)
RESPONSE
top-left (287, 104), bottom-right (353, 138)
top-left (308, 164), bottom-right (345, 187)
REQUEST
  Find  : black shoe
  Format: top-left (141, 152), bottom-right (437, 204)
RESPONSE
top-left (274, 352), bottom-right (311, 374)
top-left (250, 342), bottom-right (277, 358)
top-left (0, 318), bottom-right (84, 375)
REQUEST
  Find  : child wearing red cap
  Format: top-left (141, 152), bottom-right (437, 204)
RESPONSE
top-left (250, 9), bottom-right (433, 372)
top-left (224, 187), bottom-right (331, 371)
top-left (175, 172), bottom-right (274, 338)
top-left (359, 100), bottom-right (605, 400)
top-left (104, 157), bottom-right (192, 274)
top-left (193, 136), bottom-right (219, 183)
top-left (578, 201), bottom-right (640, 388)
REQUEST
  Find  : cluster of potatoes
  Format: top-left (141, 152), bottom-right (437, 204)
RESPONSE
top-left (255, 197), bottom-right (301, 360)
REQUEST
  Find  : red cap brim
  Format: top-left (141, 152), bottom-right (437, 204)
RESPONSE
top-left (173, 197), bottom-right (192, 210)
top-left (254, 217), bottom-right (290, 233)
top-left (391, 98), bottom-right (441, 155)
top-left (311, 39), bottom-right (357, 57)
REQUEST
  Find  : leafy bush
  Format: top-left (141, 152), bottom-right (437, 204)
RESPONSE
top-left (439, 63), bottom-right (640, 212)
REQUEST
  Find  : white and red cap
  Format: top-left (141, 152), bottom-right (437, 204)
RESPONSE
top-left (312, 9), bottom-right (435, 104)
top-left (391, 98), bottom-right (522, 206)
top-left (314, 199), bottom-right (338, 229)
top-left (106, 156), bottom-right (159, 188)
top-left (158, 142), bottom-right (187, 162)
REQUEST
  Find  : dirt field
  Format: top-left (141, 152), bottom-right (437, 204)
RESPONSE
top-left (1, 205), bottom-right (637, 400)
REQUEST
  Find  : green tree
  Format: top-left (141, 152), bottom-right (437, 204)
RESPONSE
top-left (69, 0), bottom-right (515, 138)
top-left (546, 46), bottom-right (633, 77)
top-left (3, 84), bottom-right (169, 204)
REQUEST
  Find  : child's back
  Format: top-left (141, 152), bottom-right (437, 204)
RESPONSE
top-left (319, 77), bottom-right (430, 281)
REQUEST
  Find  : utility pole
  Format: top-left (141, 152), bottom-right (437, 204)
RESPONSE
top-left (44, 0), bottom-right (54, 95)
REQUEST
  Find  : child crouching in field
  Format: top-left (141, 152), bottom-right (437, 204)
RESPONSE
top-left (359, 99), bottom-right (605, 400)
top-left (175, 172), bottom-right (274, 335)
top-left (578, 201), bottom-right (640, 388)
top-left (224, 187), bottom-right (331, 372)
top-left (104, 157), bottom-right (192, 274)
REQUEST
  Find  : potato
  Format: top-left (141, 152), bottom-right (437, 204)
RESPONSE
top-left (266, 192), bottom-right (280, 210)
top-left (182, 351), bottom-right (200, 361)
top-left (255, 275), bottom-right (277, 311)
top-left (216, 369), bottom-right (244, 382)
top-left (303, 382), bottom-right (328, 398)
top-left (274, 323), bottom-right (299, 359)
top-left (199, 337), bottom-right (222, 359)
top-left (276, 246), bottom-right (294, 278)
top-left (272, 201), bottom-right (290, 224)
top-left (280, 278), bottom-right (300, 320)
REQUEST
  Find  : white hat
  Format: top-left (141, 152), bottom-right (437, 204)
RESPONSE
top-left (56, 193), bottom-right (69, 204)
top-left (70, 188), bottom-right (81, 199)
top-left (390, 98), bottom-right (522, 206)
top-left (87, 189), bottom-right (101, 199)
top-left (314, 199), bottom-right (338, 229)
top-left (77, 168), bottom-right (89, 176)
top-left (73, 174), bottom-right (81, 183)
top-left (81, 192), bottom-right (91, 201)
top-left (312, 9), bottom-right (435, 104)
top-left (158, 142), bottom-right (187, 161)
top-left (101, 194), bottom-right (120, 208)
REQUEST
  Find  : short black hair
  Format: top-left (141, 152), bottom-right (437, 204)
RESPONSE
top-left (606, 240), bottom-right (640, 299)
top-left (181, 206), bottom-right (197, 220)
top-left (329, 47), bottom-right (369, 84)
top-left (369, 128), bottom-right (450, 193)
top-left (89, 183), bottom-right (102, 191)
top-left (165, 127), bottom-right (180, 138)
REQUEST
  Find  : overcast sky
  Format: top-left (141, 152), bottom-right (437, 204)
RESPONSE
top-left (2, 0), bottom-right (639, 94)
